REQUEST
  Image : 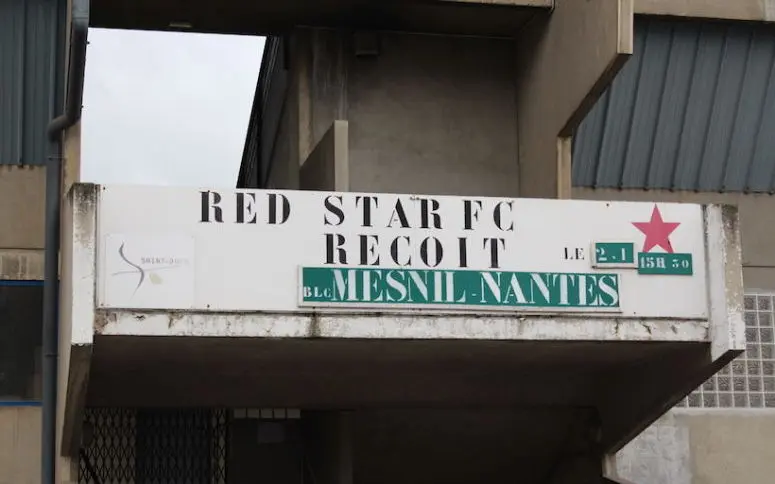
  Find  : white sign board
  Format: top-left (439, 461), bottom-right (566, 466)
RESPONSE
top-left (95, 185), bottom-right (708, 318)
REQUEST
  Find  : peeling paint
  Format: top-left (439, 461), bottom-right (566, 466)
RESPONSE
top-left (167, 311), bottom-right (183, 329)
top-left (93, 311), bottom-right (116, 334)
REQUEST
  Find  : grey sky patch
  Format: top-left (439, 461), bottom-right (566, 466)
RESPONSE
top-left (81, 28), bottom-right (264, 188)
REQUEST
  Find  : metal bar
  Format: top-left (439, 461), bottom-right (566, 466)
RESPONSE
top-left (42, 0), bottom-right (89, 482)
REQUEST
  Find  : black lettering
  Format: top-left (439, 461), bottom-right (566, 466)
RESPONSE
top-left (463, 200), bottom-right (482, 230)
top-left (268, 193), bottom-right (290, 224)
top-left (359, 235), bottom-right (380, 266)
top-left (420, 198), bottom-right (442, 229)
top-left (483, 238), bottom-right (506, 269)
top-left (325, 234), bottom-right (347, 264)
top-left (563, 247), bottom-right (585, 261)
top-left (493, 201), bottom-right (514, 231)
top-left (200, 191), bottom-right (223, 223)
top-left (356, 196), bottom-right (378, 227)
top-left (390, 237), bottom-right (412, 266)
top-left (459, 237), bottom-right (468, 268)
top-left (324, 196), bottom-right (345, 226)
top-left (388, 199), bottom-right (410, 228)
top-left (236, 192), bottom-right (257, 224)
top-left (420, 237), bottom-right (443, 267)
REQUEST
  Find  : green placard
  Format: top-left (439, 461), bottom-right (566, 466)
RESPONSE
top-left (301, 267), bottom-right (620, 309)
top-left (637, 252), bottom-right (693, 275)
top-left (594, 242), bottom-right (635, 265)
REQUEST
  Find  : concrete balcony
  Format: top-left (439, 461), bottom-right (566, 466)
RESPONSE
top-left (57, 182), bottom-right (744, 483)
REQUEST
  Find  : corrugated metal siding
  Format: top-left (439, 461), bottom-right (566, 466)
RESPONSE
top-left (573, 18), bottom-right (775, 193)
top-left (0, 0), bottom-right (63, 166)
top-left (238, 35), bottom-right (286, 189)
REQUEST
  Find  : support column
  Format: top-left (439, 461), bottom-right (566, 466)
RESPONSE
top-left (268, 28), bottom-right (349, 190)
top-left (56, 185), bottom-right (97, 483)
top-left (516, 0), bottom-right (633, 199)
top-left (300, 120), bottom-right (350, 191)
top-left (302, 411), bottom-right (354, 484)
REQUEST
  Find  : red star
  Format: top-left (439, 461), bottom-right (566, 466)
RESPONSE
top-left (632, 205), bottom-right (680, 253)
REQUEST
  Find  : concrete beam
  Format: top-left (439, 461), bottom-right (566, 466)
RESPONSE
top-left (636, 0), bottom-right (775, 22)
top-left (300, 120), bottom-right (350, 191)
top-left (439, 0), bottom-right (552, 6)
top-left (444, 0), bottom-right (775, 22)
top-left (516, 0), bottom-right (633, 199)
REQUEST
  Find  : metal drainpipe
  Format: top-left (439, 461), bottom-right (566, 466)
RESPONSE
top-left (43, 0), bottom-right (89, 482)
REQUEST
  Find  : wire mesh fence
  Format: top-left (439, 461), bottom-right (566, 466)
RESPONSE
top-left (79, 407), bottom-right (228, 484)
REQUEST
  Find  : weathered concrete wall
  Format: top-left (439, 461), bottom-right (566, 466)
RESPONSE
top-left (0, 406), bottom-right (41, 484)
top-left (300, 120), bottom-right (349, 191)
top-left (516, 0), bottom-right (632, 198)
top-left (574, 188), bottom-right (775, 291)
top-left (279, 13), bottom-right (629, 198)
top-left (616, 409), bottom-right (775, 484)
top-left (0, 166), bottom-right (45, 251)
top-left (346, 32), bottom-right (519, 196)
top-left (0, 166), bottom-right (45, 484)
top-left (272, 28), bottom-right (521, 195)
top-left (267, 102), bottom-right (296, 190)
top-left (0, 251), bottom-right (44, 280)
top-left (0, 166), bottom-right (45, 282)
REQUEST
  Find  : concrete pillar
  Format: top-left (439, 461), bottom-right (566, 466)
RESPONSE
top-left (56, 159), bottom-right (88, 484)
top-left (265, 28), bottom-right (349, 190)
top-left (57, 185), bottom-right (96, 477)
top-left (62, 122), bottom-right (81, 195)
top-left (302, 411), bottom-right (354, 484)
top-left (515, 0), bottom-right (633, 199)
top-left (300, 120), bottom-right (350, 191)
top-left (537, 408), bottom-right (605, 484)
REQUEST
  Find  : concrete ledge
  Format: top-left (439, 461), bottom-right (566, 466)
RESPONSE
top-left (438, 0), bottom-right (553, 6)
top-left (443, 0), bottom-right (775, 22)
top-left (97, 310), bottom-right (709, 341)
top-left (636, 0), bottom-right (775, 22)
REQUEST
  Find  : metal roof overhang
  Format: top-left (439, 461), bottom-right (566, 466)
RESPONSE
top-left (88, 0), bottom-right (549, 37)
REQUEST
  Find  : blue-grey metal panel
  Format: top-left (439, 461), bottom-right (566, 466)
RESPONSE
top-left (574, 18), bottom-right (775, 193)
top-left (259, 37), bottom-right (287, 188)
top-left (0, 0), bottom-right (63, 166)
top-left (238, 36), bottom-right (286, 189)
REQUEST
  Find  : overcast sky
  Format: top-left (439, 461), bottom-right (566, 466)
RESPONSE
top-left (80, 29), bottom-right (264, 188)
